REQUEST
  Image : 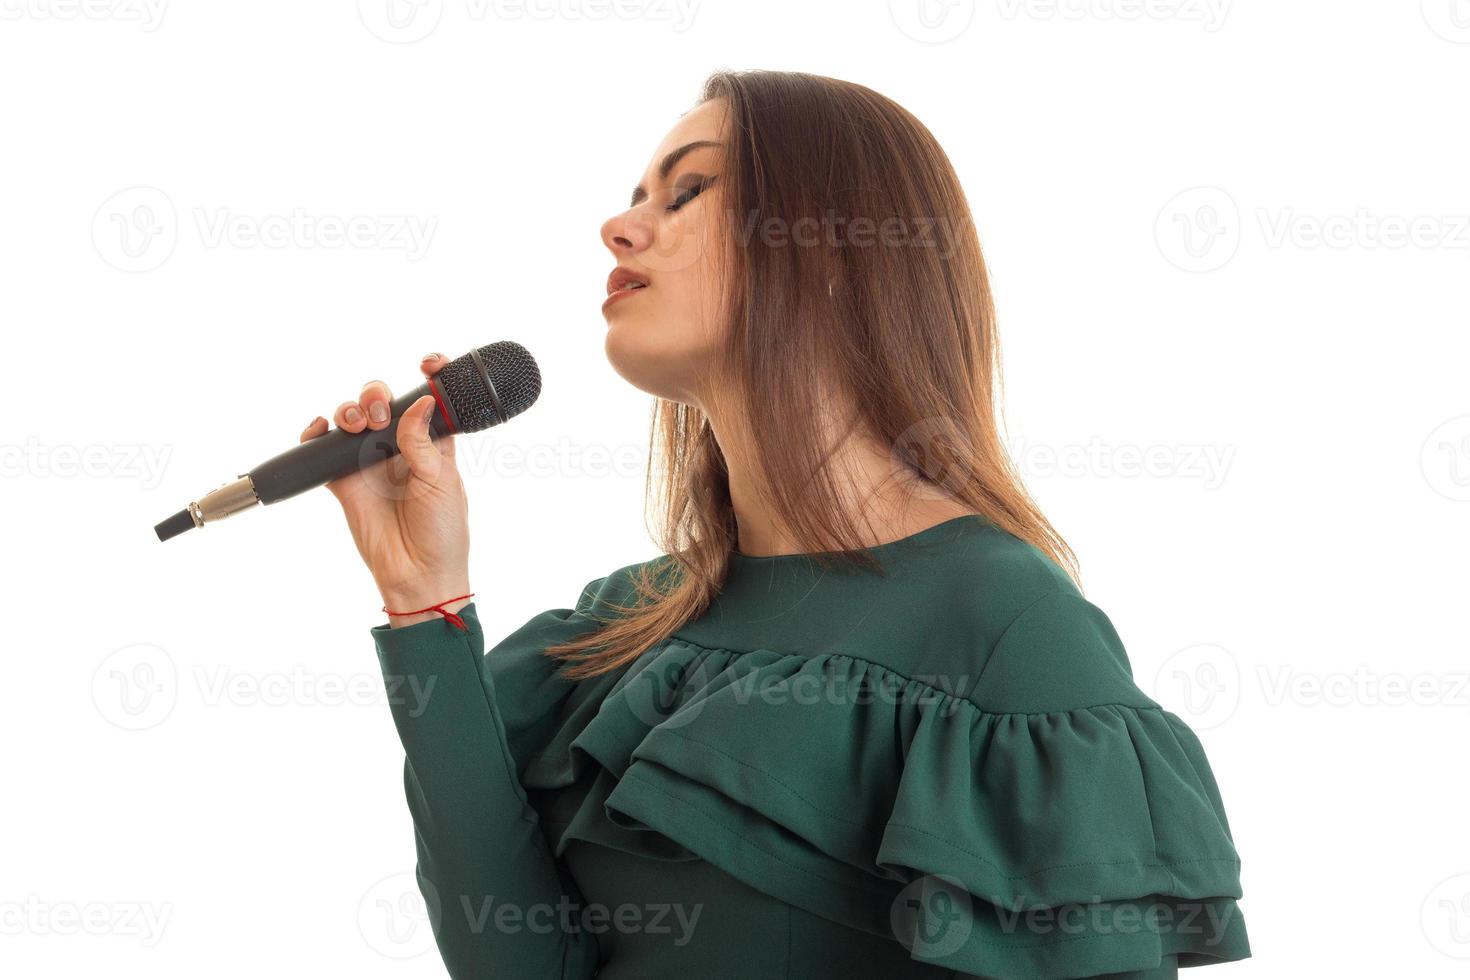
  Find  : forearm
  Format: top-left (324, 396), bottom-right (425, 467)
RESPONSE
top-left (373, 604), bottom-right (599, 979)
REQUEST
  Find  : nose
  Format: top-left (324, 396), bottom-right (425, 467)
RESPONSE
top-left (601, 206), bottom-right (655, 256)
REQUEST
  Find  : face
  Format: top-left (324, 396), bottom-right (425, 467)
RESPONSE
top-left (600, 98), bottom-right (729, 408)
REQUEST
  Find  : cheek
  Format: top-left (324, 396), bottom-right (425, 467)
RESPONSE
top-left (666, 258), bottom-right (725, 353)
top-left (602, 203), bottom-right (726, 389)
top-left (644, 219), bottom-right (725, 345)
top-left (612, 274), bottom-right (716, 353)
top-left (602, 263), bottom-right (724, 397)
top-left (643, 205), bottom-right (712, 278)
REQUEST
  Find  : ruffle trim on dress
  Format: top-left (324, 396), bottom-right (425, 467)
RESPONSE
top-left (517, 635), bottom-right (1251, 979)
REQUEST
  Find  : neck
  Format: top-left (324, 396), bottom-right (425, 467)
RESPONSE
top-left (706, 402), bottom-right (976, 558)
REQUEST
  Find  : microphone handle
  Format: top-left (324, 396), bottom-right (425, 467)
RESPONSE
top-left (248, 381), bottom-right (456, 506)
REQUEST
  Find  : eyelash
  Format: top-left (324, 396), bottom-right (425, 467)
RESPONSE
top-left (666, 176), bottom-right (713, 213)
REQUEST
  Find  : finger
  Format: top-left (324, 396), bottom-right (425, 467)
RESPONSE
top-left (396, 394), bottom-right (446, 483)
top-left (417, 355), bottom-right (455, 462)
top-left (300, 416), bottom-right (328, 443)
top-left (303, 415), bottom-right (350, 501)
top-left (360, 379), bottom-right (394, 431)
top-left (334, 400), bottom-right (367, 433)
top-left (436, 405), bottom-right (456, 463)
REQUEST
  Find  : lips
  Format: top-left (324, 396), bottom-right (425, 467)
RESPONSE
top-left (606, 266), bottom-right (649, 296)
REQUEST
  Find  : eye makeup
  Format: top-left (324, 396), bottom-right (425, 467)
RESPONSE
top-left (665, 174), bottom-right (716, 213)
top-left (628, 139), bottom-right (722, 207)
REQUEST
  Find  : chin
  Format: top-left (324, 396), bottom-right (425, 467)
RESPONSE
top-left (602, 316), bottom-right (706, 404)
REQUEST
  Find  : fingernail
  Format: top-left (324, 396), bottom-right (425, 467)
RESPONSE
top-left (370, 402), bottom-right (389, 423)
top-left (345, 406), bottom-right (363, 425)
top-left (422, 353), bottom-right (439, 363)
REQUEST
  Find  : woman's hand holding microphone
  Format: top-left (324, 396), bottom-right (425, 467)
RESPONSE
top-left (298, 352), bottom-right (473, 628)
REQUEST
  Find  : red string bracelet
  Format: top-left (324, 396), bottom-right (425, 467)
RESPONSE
top-left (383, 593), bottom-right (475, 631)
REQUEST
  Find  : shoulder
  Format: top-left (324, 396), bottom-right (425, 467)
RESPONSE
top-left (484, 555), bottom-right (670, 769)
top-left (573, 555), bottom-right (676, 617)
top-left (911, 524), bottom-right (1155, 713)
top-left (971, 588), bottom-right (1156, 712)
top-left (487, 556), bottom-right (664, 660)
top-left (939, 520), bottom-right (1079, 627)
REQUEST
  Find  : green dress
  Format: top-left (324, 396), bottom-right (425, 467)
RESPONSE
top-left (370, 514), bottom-right (1251, 979)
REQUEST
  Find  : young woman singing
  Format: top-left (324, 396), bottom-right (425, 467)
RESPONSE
top-left (300, 70), bottom-right (1251, 980)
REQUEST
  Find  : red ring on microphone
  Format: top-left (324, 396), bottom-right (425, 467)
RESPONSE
top-left (427, 378), bottom-right (457, 434)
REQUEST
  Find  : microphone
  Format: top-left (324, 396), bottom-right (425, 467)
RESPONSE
top-left (153, 341), bottom-right (541, 542)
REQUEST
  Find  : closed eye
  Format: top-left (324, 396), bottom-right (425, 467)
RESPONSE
top-left (666, 175), bottom-right (716, 213)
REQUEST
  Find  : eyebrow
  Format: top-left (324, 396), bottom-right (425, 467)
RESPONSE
top-left (629, 140), bottom-right (722, 207)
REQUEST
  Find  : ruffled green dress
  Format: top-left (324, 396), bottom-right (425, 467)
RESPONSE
top-left (371, 514), bottom-right (1251, 979)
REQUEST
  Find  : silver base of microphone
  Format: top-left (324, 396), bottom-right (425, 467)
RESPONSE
top-left (187, 475), bottom-right (261, 528)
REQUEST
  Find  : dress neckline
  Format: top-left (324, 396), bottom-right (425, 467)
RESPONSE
top-left (728, 513), bottom-right (990, 568)
top-left (677, 511), bottom-right (998, 656)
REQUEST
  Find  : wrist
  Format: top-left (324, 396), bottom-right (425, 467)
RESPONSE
top-left (379, 580), bottom-right (473, 629)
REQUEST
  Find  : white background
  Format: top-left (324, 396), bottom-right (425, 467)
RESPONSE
top-left (2, 1), bottom-right (1468, 976)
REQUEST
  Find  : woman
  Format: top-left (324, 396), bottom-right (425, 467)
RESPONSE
top-left (301, 71), bottom-right (1251, 979)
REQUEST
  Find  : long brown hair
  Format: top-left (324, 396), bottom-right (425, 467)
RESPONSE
top-left (548, 69), bottom-right (1076, 679)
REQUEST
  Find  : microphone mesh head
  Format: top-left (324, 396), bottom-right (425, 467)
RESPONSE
top-left (436, 341), bottom-right (542, 433)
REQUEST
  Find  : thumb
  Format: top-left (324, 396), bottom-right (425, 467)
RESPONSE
top-left (396, 394), bottom-right (448, 484)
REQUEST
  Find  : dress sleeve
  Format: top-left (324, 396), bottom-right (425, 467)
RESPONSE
top-left (899, 589), bottom-right (1253, 978)
top-left (370, 578), bottom-right (613, 980)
